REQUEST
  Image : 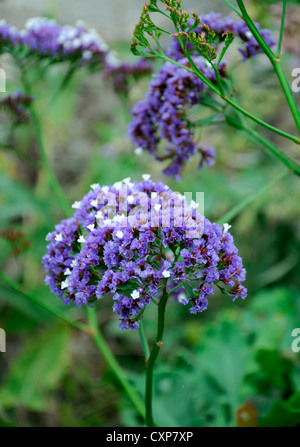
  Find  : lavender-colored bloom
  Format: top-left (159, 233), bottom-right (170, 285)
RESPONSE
top-left (128, 12), bottom-right (274, 179)
top-left (43, 178), bottom-right (247, 330)
top-left (128, 57), bottom-right (222, 180)
top-left (0, 17), bottom-right (112, 68)
top-left (0, 90), bottom-right (34, 124)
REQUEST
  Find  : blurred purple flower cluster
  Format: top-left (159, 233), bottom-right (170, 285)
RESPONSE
top-left (0, 17), bottom-right (112, 67)
top-left (128, 57), bottom-right (226, 180)
top-left (43, 177), bottom-right (247, 330)
top-left (0, 90), bottom-right (34, 124)
top-left (129, 12), bottom-right (275, 179)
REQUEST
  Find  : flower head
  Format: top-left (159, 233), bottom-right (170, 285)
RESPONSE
top-left (43, 178), bottom-right (247, 330)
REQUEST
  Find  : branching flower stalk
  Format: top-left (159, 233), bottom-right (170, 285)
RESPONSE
top-left (130, 0), bottom-right (300, 178)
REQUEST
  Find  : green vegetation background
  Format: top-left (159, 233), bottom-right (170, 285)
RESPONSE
top-left (0, 0), bottom-right (300, 427)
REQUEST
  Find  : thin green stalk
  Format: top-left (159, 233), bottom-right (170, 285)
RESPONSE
top-left (0, 271), bottom-right (88, 333)
top-left (244, 126), bottom-right (300, 176)
top-left (139, 318), bottom-right (150, 362)
top-left (236, 0), bottom-right (300, 135)
top-left (223, 96), bottom-right (299, 144)
top-left (145, 284), bottom-right (169, 427)
top-left (272, 61), bottom-right (300, 135)
top-left (151, 38), bottom-right (300, 144)
top-left (20, 70), bottom-right (71, 217)
top-left (87, 307), bottom-right (145, 420)
top-left (29, 103), bottom-right (71, 216)
top-left (0, 272), bottom-right (145, 420)
top-left (277, 0), bottom-right (287, 56)
top-left (217, 169), bottom-right (289, 225)
top-left (223, 0), bottom-right (242, 17)
top-left (236, 0), bottom-right (275, 60)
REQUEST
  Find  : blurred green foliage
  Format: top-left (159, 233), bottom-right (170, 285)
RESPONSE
top-left (0, 0), bottom-right (300, 427)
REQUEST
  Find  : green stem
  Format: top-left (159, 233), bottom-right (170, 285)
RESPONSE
top-left (0, 270), bottom-right (145, 421)
top-left (145, 284), bottom-right (169, 427)
top-left (0, 271), bottom-right (88, 333)
top-left (236, 0), bottom-right (300, 135)
top-left (244, 126), bottom-right (300, 176)
top-left (277, 0), bottom-right (287, 56)
top-left (151, 42), bottom-right (300, 144)
top-left (224, 96), bottom-right (299, 144)
top-left (272, 61), bottom-right (300, 135)
top-left (139, 318), bottom-right (150, 362)
top-left (236, 0), bottom-right (275, 60)
top-left (20, 70), bottom-right (71, 217)
top-left (223, 0), bottom-right (242, 17)
top-left (87, 307), bottom-right (145, 420)
top-left (217, 169), bottom-right (289, 225)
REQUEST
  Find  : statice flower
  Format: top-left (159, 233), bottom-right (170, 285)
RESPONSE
top-left (43, 177), bottom-right (247, 330)
top-left (0, 90), bottom-right (34, 124)
top-left (0, 17), bottom-right (113, 68)
top-left (128, 57), bottom-right (225, 180)
top-left (167, 12), bottom-right (275, 61)
top-left (103, 58), bottom-right (153, 96)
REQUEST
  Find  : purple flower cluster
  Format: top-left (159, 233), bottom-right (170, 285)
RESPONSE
top-left (128, 12), bottom-right (275, 179)
top-left (0, 90), bottom-right (34, 124)
top-left (128, 57), bottom-right (225, 180)
top-left (43, 177), bottom-right (247, 330)
top-left (0, 17), bottom-right (113, 67)
top-left (103, 58), bottom-right (153, 96)
top-left (168, 12), bottom-right (275, 61)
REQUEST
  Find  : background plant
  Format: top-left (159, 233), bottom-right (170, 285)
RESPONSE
top-left (0, 0), bottom-right (300, 428)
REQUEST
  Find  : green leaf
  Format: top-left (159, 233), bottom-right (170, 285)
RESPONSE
top-left (260, 392), bottom-right (300, 427)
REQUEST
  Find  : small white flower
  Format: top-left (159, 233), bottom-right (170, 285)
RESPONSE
top-left (164, 185), bottom-right (169, 190)
top-left (87, 224), bottom-right (95, 231)
top-left (77, 235), bottom-right (85, 243)
top-left (113, 214), bottom-right (125, 223)
top-left (178, 293), bottom-right (186, 303)
top-left (104, 218), bottom-right (111, 225)
top-left (154, 204), bottom-right (161, 212)
top-left (131, 290), bottom-right (140, 300)
top-left (55, 233), bottom-right (63, 242)
top-left (245, 30), bottom-right (253, 39)
top-left (72, 201), bottom-right (81, 209)
top-left (114, 181), bottom-right (122, 190)
top-left (142, 174), bottom-right (151, 181)
top-left (116, 230), bottom-right (124, 239)
top-left (95, 210), bottom-right (103, 219)
top-left (122, 177), bottom-right (131, 185)
top-left (134, 147), bottom-right (143, 156)
top-left (61, 279), bottom-right (69, 290)
top-left (83, 50), bottom-right (93, 60)
top-left (162, 270), bottom-right (170, 278)
top-left (102, 186), bottom-right (109, 193)
top-left (90, 199), bottom-right (98, 208)
top-left (90, 183), bottom-right (100, 190)
top-left (223, 223), bottom-right (232, 233)
top-left (71, 259), bottom-right (78, 267)
top-left (151, 192), bottom-right (158, 199)
top-left (190, 200), bottom-right (199, 209)
top-left (127, 195), bottom-right (135, 204)
top-left (64, 268), bottom-right (72, 276)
